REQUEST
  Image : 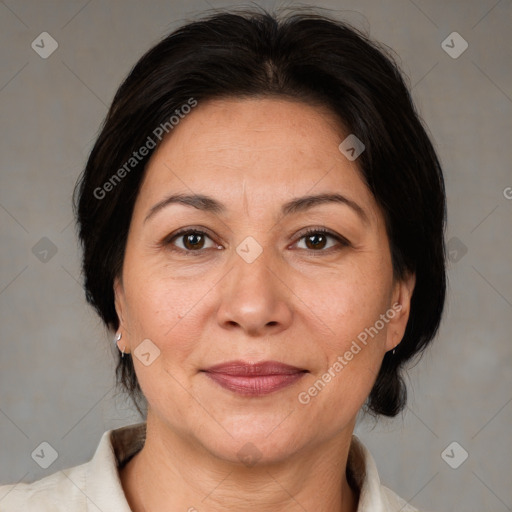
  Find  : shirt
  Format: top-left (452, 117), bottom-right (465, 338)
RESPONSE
top-left (0, 422), bottom-right (419, 511)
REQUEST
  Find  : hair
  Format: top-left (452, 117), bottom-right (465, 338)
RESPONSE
top-left (73, 7), bottom-right (446, 418)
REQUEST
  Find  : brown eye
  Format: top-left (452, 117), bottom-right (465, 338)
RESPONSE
top-left (182, 232), bottom-right (205, 250)
top-left (295, 229), bottom-right (347, 252)
top-left (167, 230), bottom-right (218, 252)
top-left (304, 232), bottom-right (328, 250)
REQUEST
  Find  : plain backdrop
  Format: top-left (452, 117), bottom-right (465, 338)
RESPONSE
top-left (0, 1), bottom-right (511, 511)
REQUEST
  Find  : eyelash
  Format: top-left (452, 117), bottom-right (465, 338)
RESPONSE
top-left (162, 227), bottom-right (350, 256)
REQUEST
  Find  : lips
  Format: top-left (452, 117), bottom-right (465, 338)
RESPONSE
top-left (202, 360), bottom-right (308, 396)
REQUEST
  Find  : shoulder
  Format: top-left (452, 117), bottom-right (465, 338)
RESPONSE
top-left (0, 462), bottom-right (88, 511)
top-left (381, 487), bottom-right (439, 512)
top-left (349, 435), bottom-right (434, 512)
top-left (381, 485), bottom-right (419, 511)
top-left (0, 422), bottom-right (145, 512)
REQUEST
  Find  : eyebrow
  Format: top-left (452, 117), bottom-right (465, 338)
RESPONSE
top-left (144, 192), bottom-right (368, 225)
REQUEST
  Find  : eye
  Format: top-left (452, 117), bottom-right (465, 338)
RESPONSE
top-left (166, 229), bottom-right (219, 252)
top-left (162, 227), bottom-right (349, 255)
top-left (294, 228), bottom-right (349, 252)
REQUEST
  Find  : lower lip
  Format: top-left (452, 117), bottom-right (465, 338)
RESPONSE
top-left (203, 372), bottom-right (306, 396)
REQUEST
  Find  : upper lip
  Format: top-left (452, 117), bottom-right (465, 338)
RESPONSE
top-left (202, 360), bottom-right (308, 376)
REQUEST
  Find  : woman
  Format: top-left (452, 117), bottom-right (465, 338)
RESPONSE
top-left (0, 8), bottom-right (446, 511)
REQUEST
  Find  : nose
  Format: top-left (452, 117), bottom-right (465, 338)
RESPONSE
top-left (216, 247), bottom-right (293, 337)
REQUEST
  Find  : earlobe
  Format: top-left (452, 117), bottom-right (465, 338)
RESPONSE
top-left (113, 276), bottom-right (131, 354)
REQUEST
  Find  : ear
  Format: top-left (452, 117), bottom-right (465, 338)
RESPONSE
top-left (113, 275), bottom-right (126, 329)
top-left (385, 272), bottom-right (416, 352)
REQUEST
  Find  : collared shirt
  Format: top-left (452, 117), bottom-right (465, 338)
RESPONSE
top-left (0, 422), bottom-right (418, 511)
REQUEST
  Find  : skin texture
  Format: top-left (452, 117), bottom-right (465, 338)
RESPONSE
top-left (114, 97), bottom-right (415, 512)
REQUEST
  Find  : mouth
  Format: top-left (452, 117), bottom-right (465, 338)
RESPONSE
top-left (201, 360), bottom-right (309, 396)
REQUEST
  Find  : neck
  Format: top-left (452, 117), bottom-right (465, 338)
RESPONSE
top-left (120, 414), bottom-right (358, 512)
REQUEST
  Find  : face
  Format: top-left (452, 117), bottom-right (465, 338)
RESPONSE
top-left (114, 97), bottom-right (414, 464)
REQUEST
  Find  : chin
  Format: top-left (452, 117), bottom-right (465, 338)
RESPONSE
top-left (205, 431), bottom-right (305, 468)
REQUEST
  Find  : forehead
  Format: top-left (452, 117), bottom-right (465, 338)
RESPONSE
top-left (134, 97), bottom-right (378, 221)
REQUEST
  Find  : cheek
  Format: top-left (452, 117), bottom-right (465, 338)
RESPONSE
top-left (292, 260), bottom-right (393, 408)
top-left (122, 254), bottom-right (205, 335)
top-left (122, 272), bottom-right (204, 414)
top-left (122, 263), bottom-right (220, 385)
top-left (298, 264), bottom-right (392, 350)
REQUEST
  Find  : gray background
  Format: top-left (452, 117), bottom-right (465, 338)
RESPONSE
top-left (0, 0), bottom-right (511, 511)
